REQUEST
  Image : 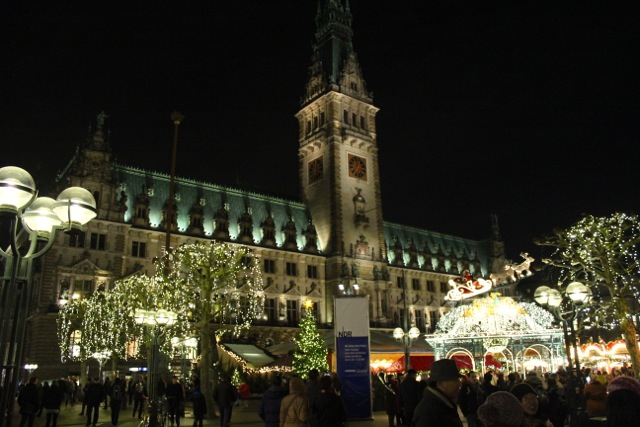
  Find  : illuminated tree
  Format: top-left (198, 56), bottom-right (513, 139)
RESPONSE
top-left (58, 289), bottom-right (133, 384)
top-left (536, 213), bottom-right (640, 375)
top-left (293, 301), bottom-right (329, 378)
top-left (153, 242), bottom-right (264, 418)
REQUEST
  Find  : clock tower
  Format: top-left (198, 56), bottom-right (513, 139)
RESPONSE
top-left (296, 0), bottom-right (386, 263)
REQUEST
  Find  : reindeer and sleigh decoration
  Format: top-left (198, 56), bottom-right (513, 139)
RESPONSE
top-left (445, 253), bottom-right (534, 301)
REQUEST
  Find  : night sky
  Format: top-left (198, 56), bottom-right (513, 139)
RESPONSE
top-left (1, 1), bottom-right (638, 261)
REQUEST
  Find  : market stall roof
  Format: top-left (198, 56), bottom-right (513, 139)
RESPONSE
top-left (220, 343), bottom-right (275, 369)
top-left (266, 329), bottom-right (434, 356)
top-left (385, 355), bottom-right (475, 373)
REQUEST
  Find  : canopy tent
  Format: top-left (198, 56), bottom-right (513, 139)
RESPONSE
top-left (267, 329), bottom-right (434, 356)
top-left (385, 355), bottom-right (475, 373)
top-left (218, 343), bottom-right (276, 372)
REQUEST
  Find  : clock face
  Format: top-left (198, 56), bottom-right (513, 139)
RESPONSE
top-left (308, 157), bottom-right (323, 184)
top-left (348, 154), bottom-right (367, 180)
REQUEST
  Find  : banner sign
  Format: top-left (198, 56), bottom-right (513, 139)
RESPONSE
top-left (335, 296), bottom-right (372, 420)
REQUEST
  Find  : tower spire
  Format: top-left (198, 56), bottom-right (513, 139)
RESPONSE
top-left (304, 1), bottom-right (369, 105)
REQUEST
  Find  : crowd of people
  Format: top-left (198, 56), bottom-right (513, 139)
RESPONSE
top-left (12, 363), bottom-right (640, 427)
top-left (380, 362), bottom-right (640, 427)
top-left (256, 368), bottom-right (347, 427)
top-left (13, 374), bottom-right (196, 427)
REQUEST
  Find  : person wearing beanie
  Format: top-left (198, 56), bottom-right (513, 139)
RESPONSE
top-left (477, 391), bottom-right (524, 427)
top-left (606, 376), bottom-right (640, 427)
top-left (412, 359), bottom-right (464, 427)
top-left (510, 383), bottom-right (552, 427)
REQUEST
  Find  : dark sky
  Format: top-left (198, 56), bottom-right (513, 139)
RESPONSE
top-left (1, 1), bottom-right (638, 261)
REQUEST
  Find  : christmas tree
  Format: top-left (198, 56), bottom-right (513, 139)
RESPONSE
top-left (293, 301), bottom-right (329, 379)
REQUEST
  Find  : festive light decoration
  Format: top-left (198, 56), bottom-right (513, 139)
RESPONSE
top-left (537, 212), bottom-right (640, 375)
top-left (426, 294), bottom-right (564, 372)
top-left (435, 293), bottom-right (556, 337)
top-left (292, 304), bottom-right (329, 379)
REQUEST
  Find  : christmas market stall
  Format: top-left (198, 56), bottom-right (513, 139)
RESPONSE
top-left (425, 294), bottom-right (566, 373)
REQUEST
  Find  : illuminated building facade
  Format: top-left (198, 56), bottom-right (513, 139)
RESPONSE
top-left (24, 1), bottom-right (515, 379)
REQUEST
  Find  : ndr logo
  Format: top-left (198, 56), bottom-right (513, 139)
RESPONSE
top-left (337, 327), bottom-right (353, 337)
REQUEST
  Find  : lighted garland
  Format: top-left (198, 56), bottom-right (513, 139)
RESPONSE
top-left (435, 294), bottom-right (556, 337)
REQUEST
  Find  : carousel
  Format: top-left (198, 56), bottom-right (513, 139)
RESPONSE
top-left (425, 293), bottom-right (566, 373)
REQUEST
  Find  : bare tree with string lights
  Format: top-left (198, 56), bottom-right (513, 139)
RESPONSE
top-left (535, 212), bottom-right (640, 376)
top-left (150, 241), bottom-right (265, 419)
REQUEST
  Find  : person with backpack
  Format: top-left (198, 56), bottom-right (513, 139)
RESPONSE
top-left (110, 378), bottom-right (124, 426)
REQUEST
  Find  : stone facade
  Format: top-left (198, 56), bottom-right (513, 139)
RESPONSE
top-left (22, 1), bottom-right (516, 380)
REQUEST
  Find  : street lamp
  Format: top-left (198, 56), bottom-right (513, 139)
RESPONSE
top-left (135, 308), bottom-right (177, 427)
top-left (534, 282), bottom-right (591, 427)
top-left (23, 363), bottom-right (38, 380)
top-left (0, 166), bottom-right (96, 427)
top-left (393, 326), bottom-right (420, 371)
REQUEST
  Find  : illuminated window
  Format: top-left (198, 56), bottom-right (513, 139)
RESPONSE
top-left (416, 310), bottom-right (425, 331)
top-left (264, 298), bottom-right (277, 322)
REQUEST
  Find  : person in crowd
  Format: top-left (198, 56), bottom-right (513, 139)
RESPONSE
top-left (482, 371), bottom-right (499, 397)
top-left (313, 375), bottom-right (347, 427)
top-left (305, 369), bottom-right (320, 427)
top-left (399, 369), bottom-right (423, 427)
top-left (545, 376), bottom-right (567, 427)
top-left (79, 381), bottom-right (90, 415)
top-left (510, 383), bottom-right (552, 427)
top-left (131, 377), bottom-right (147, 419)
top-left (42, 380), bottom-right (64, 427)
top-left (157, 376), bottom-right (168, 399)
top-left (279, 376), bottom-right (309, 427)
top-left (63, 379), bottom-right (75, 407)
top-left (382, 373), bottom-right (403, 427)
top-left (18, 377), bottom-right (40, 427)
top-left (85, 377), bottom-right (106, 427)
top-left (412, 359), bottom-right (464, 427)
top-left (38, 382), bottom-right (49, 417)
top-left (213, 375), bottom-right (238, 427)
top-left (584, 377), bottom-right (607, 418)
top-left (457, 370), bottom-right (486, 427)
top-left (103, 377), bottom-right (112, 409)
top-left (237, 377), bottom-right (251, 407)
top-left (166, 375), bottom-right (185, 427)
top-left (259, 374), bottom-right (288, 427)
top-left (505, 372), bottom-right (519, 391)
top-left (477, 391), bottom-right (524, 427)
top-left (191, 386), bottom-right (207, 427)
top-left (110, 377), bottom-right (125, 426)
top-left (606, 376), bottom-right (640, 427)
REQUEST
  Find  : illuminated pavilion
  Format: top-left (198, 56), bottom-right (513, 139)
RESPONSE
top-left (426, 294), bottom-right (566, 373)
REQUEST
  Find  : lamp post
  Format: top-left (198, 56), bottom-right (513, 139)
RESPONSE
top-left (534, 282), bottom-right (591, 427)
top-left (135, 308), bottom-right (177, 427)
top-left (23, 364), bottom-right (37, 381)
top-left (393, 327), bottom-right (420, 371)
top-left (0, 166), bottom-right (96, 427)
